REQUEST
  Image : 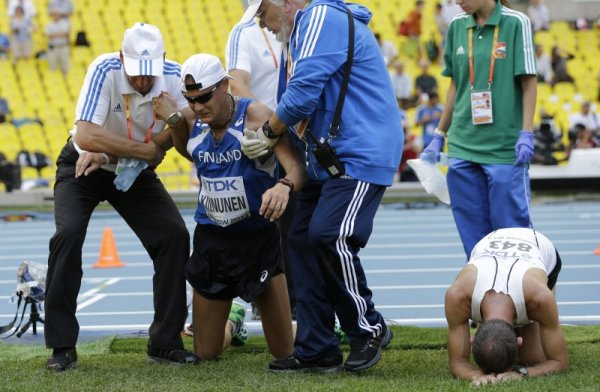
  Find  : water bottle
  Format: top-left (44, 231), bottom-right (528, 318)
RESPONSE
top-left (114, 158), bottom-right (148, 192)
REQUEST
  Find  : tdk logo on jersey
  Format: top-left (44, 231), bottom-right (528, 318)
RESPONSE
top-left (263, 49), bottom-right (270, 57)
top-left (141, 49), bottom-right (150, 56)
top-left (113, 103), bottom-right (122, 112)
top-left (456, 46), bottom-right (465, 55)
top-left (203, 178), bottom-right (239, 192)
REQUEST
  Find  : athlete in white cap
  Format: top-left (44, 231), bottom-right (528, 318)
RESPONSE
top-left (160, 53), bottom-right (305, 363)
top-left (45, 22), bottom-right (199, 371)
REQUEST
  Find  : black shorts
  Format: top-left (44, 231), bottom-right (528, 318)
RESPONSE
top-left (547, 249), bottom-right (562, 290)
top-left (185, 223), bottom-right (284, 302)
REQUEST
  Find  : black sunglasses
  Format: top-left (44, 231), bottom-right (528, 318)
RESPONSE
top-left (183, 82), bottom-right (221, 104)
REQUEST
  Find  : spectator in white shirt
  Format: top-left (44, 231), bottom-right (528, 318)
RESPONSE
top-left (527, 0), bottom-right (550, 33)
top-left (535, 44), bottom-right (552, 83)
top-left (375, 33), bottom-right (398, 66)
top-left (569, 101), bottom-right (600, 134)
top-left (390, 60), bottom-right (413, 109)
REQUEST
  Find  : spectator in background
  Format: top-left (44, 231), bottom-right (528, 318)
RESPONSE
top-left (398, 110), bottom-right (419, 182)
top-left (569, 101), bottom-right (600, 135)
top-left (439, 0), bottom-right (462, 41)
top-left (374, 32), bottom-right (398, 66)
top-left (7, 0), bottom-right (36, 19)
top-left (569, 123), bottom-right (596, 154)
top-left (527, 0), bottom-right (550, 33)
top-left (550, 46), bottom-right (574, 86)
top-left (415, 59), bottom-right (438, 102)
top-left (398, 0), bottom-right (424, 59)
top-left (48, 0), bottom-right (73, 19)
top-left (0, 96), bottom-right (10, 123)
top-left (532, 110), bottom-right (563, 165)
top-left (390, 60), bottom-right (413, 109)
top-left (45, 8), bottom-right (70, 75)
top-left (0, 32), bottom-right (10, 59)
top-left (535, 44), bottom-right (552, 83)
top-left (10, 5), bottom-right (34, 62)
top-left (415, 92), bottom-right (443, 150)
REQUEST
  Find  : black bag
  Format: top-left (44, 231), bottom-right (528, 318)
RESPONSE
top-left (75, 31), bottom-right (90, 47)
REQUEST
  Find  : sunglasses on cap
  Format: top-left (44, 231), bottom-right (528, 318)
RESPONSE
top-left (182, 82), bottom-right (221, 104)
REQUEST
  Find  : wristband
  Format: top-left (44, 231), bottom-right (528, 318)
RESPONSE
top-left (101, 153), bottom-right (110, 165)
top-left (278, 178), bottom-right (294, 192)
top-left (434, 128), bottom-right (446, 137)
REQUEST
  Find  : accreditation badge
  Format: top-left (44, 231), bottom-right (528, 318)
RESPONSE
top-left (471, 90), bottom-right (493, 125)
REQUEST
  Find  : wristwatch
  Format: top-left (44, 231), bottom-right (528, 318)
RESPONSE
top-left (262, 121), bottom-right (279, 139)
top-left (514, 366), bottom-right (529, 378)
top-left (166, 111), bottom-right (183, 126)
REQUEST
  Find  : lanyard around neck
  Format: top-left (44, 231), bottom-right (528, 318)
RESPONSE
top-left (124, 94), bottom-right (157, 143)
top-left (468, 24), bottom-right (499, 90)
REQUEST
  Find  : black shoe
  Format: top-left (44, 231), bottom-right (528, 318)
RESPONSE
top-left (381, 325), bottom-right (393, 349)
top-left (344, 324), bottom-right (389, 372)
top-left (47, 348), bottom-right (77, 372)
top-left (269, 348), bottom-right (343, 373)
top-left (147, 347), bottom-right (200, 365)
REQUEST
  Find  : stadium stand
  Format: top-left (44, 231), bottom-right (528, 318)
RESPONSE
top-left (0, 0), bottom-right (598, 192)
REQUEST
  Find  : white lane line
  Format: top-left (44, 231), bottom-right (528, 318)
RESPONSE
top-left (1, 250), bottom-right (596, 264)
top-left (77, 294), bottom-right (107, 311)
top-left (76, 278), bottom-right (120, 311)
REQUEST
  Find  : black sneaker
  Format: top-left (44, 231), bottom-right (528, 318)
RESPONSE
top-left (381, 325), bottom-right (393, 349)
top-left (147, 347), bottom-right (200, 365)
top-left (344, 324), bottom-right (390, 372)
top-left (46, 348), bottom-right (77, 372)
top-left (269, 347), bottom-right (343, 373)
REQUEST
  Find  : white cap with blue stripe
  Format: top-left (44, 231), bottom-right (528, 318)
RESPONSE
top-left (121, 22), bottom-right (164, 76)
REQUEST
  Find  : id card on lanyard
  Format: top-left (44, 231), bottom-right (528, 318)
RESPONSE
top-left (469, 25), bottom-right (499, 125)
top-left (115, 95), bottom-right (157, 174)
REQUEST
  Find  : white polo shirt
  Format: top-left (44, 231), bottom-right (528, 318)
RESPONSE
top-left (225, 20), bottom-right (281, 110)
top-left (73, 52), bottom-right (188, 171)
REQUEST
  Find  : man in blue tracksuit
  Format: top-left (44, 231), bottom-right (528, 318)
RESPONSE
top-left (241, 0), bottom-right (403, 373)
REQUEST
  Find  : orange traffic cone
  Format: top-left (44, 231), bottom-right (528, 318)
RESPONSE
top-left (93, 227), bottom-right (125, 268)
top-left (594, 242), bottom-right (600, 255)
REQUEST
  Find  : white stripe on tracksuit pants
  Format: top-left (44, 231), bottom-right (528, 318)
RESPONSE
top-left (287, 178), bottom-right (385, 361)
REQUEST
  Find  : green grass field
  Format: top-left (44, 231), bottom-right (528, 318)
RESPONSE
top-left (1, 325), bottom-right (599, 391)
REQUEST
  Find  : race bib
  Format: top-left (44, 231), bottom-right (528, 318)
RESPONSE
top-left (199, 175), bottom-right (250, 227)
top-left (471, 90), bottom-right (493, 125)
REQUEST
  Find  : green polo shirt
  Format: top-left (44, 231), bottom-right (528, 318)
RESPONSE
top-left (442, 1), bottom-right (536, 164)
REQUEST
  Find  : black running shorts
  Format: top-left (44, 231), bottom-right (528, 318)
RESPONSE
top-left (185, 223), bottom-right (284, 302)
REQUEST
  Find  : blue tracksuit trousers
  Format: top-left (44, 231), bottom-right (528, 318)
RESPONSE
top-left (288, 178), bottom-right (385, 361)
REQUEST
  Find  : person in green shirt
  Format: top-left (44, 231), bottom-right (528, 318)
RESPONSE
top-left (421, 0), bottom-right (537, 257)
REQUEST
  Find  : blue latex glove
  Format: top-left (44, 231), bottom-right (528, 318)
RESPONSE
top-left (420, 133), bottom-right (445, 164)
top-left (514, 130), bottom-right (534, 166)
top-left (114, 158), bottom-right (148, 192)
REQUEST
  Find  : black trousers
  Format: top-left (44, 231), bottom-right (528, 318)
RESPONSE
top-left (44, 143), bottom-right (190, 350)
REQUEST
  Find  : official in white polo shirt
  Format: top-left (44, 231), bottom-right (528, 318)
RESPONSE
top-left (45, 22), bottom-right (199, 371)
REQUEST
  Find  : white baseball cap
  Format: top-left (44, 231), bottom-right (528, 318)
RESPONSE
top-left (181, 54), bottom-right (233, 91)
top-left (240, 0), bottom-right (262, 23)
top-left (121, 22), bottom-right (164, 77)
